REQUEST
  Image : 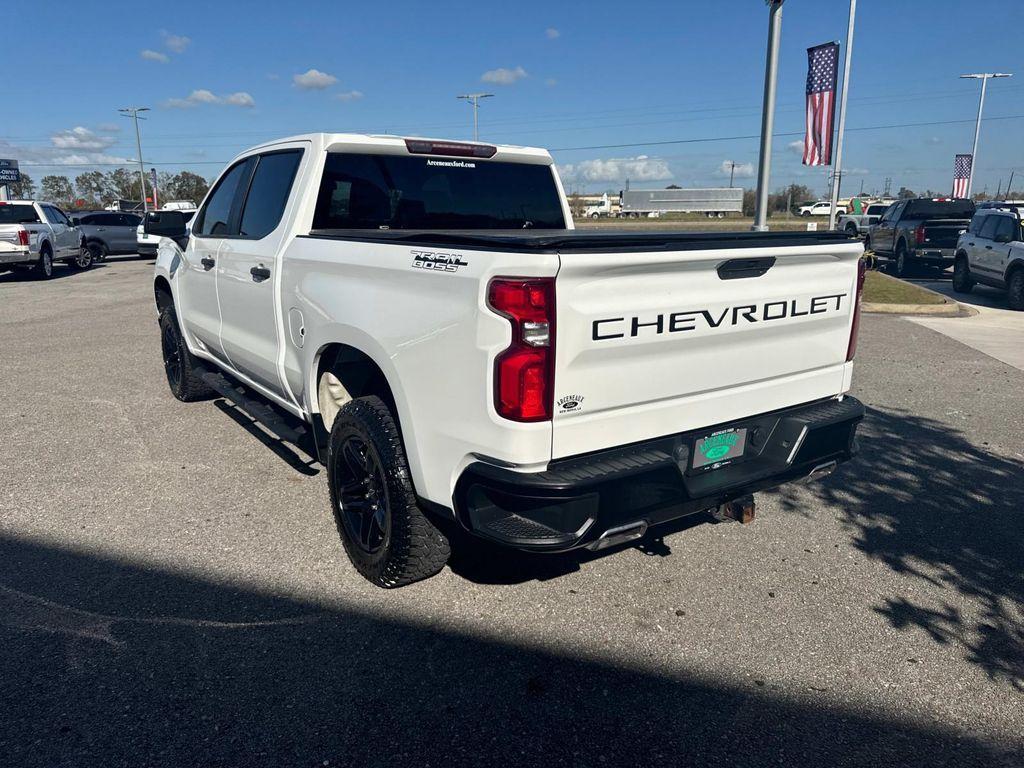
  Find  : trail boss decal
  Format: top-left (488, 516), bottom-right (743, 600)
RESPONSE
top-left (592, 293), bottom-right (847, 341)
top-left (411, 250), bottom-right (468, 273)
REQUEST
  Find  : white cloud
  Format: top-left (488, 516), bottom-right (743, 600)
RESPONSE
top-left (140, 49), bottom-right (169, 63)
top-left (96, 123), bottom-right (121, 133)
top-left (557, 155), bottom-right (672, 184)
top-left (481, 66), bottom-right (528, 85)
top-left (334, 90), bottom-right (364, 102)
top-left (787, 140), bottom-right (804, 155)
top-left (163, 89), bottom-right (255, 108)
top-left (546, 27), bottom-right (560, 39)
top-left (223, 91), bottom-right (255, 107)
top-left (716, 160), bottom-right (754, 179)
top-left (545, 78), bottom-right (557, 87)
top-left (0, 137), bottom-right (130, 173)
top-left (844, 167), bottom-right (870, 175)
top-left (50, 127), bottom-right (117, 151)
top-left (161, 31), bottom-right (191, 53)
top-left (293, 68), bottom-right (338, 90)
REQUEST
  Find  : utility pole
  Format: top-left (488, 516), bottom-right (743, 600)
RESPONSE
top-left (728, 161), bottom-right (737, 188)
top-left (752, 0), bottom-right (785, 231)
top-left (884, 177), bottom-right (892, 197)
top-left (1007, 170), bottom-right (1015, 198)
top-left (828, 0), bottom-right (857, 231)
top-left (959, 72), bottom-right (1012, 198)
top-left (456, 93), bottom-right (493, 141)
top-left (119, 106), bottom-right (150, 212)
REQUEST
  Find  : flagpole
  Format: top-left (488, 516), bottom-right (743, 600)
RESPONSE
top-left (752, 0), bottom-right (785, 232)
top-left (828, 0), bottom-right (856, 231)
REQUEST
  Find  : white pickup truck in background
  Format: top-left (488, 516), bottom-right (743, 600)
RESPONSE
top-left (0, 200), bottom-right (92, 277)
top-left (148, 133), bottom-right (866, 587)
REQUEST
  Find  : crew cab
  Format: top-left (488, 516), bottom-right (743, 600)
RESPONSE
top-left (837, 202), bottom-right (890, 236)
top-left (149, 133), bottom-right (866, 588)
top-left (0, 200), bottom-right (92, 278)
top-left (866, 198), bottom-right (975, 277)
top-left (798, 201), bottom-right (847, 217)
top-left (953, 205), bottom-right (1024, 310)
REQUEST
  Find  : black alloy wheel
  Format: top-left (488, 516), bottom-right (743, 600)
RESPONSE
top-left (334, 436), bottom-right (389, 553)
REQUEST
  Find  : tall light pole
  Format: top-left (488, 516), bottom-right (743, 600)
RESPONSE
top-left (828, 0), bottom-right (857, 231)
top-left (119, 106), bottom-right (150, 211)
top-left (456, 93), bottom-right (493, 141)
top-left (752, 0), bottom-right (784, 231)
top-left (960, 73), bottom-right (1012, 198)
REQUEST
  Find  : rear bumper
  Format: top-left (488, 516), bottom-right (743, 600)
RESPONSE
top-left (453, 396), bottom-right (864, 552)
top-left (908, 247), bottom-right (954, 266)
top-left (0, 248), bottom-right (32, 265)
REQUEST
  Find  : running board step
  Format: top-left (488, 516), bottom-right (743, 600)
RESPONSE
top-left (199, 369), bottom-right (308, 445)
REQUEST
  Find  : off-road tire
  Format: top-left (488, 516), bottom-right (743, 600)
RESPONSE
top-left (952, 256), bottom-right (974, 294)
top-left (158, 307), bottom-right (213, 401)
top-left (35, 246), bottom-right (53, 280)
top-left (1008, 269), bottom-right (1024, 311)
top-left (328, 396), bottom-right (450, 587)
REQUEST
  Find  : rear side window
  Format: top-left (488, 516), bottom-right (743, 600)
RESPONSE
top-left (238, 150), bottom-right (303, 239)
top-left (978, 215), bottom-right (1001, 239)
top-left (313, 153), bottom-right (566, 230)
top-left (0, 204), bottom-right (39, 224)
top-left (194, 160), bottom-right (251, 237)
top-left (867, 205), bottom-right (888, 215)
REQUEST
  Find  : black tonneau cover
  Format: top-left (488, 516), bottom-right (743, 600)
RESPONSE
top-left (304, 229), bottom-right (856, 253)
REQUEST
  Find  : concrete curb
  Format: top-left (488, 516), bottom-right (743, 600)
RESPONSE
top-left (862, 301), bottom-right (974, 317)
top-left (862, 270), bottom-right (975, 317)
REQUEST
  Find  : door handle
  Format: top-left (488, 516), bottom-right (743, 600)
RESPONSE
top-left (201, 257), bottom-right (215, 270)
top-left (250, 265), bottom-right (271, 282)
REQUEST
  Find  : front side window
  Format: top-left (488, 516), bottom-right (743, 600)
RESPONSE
top-left (194, 160), bottom-right (251, 237)
top-left (313, 153), bottom-right (566, 230)
top-left (238, 150), bottom-right (303, 239)
top-left (994, 215), bottom-right (1018, 242)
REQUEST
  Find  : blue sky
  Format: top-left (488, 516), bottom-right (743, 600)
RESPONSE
top-left (3, 0), bottom-right (1023, 197)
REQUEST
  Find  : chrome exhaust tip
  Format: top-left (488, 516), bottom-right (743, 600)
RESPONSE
top-left (586, 520), bottom-right (648, 551)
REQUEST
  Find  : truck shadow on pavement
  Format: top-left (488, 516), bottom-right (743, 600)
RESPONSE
top-left (774, 405), bottom-right (1024, 692)
top-left (0, 534), bottom-right (1019, 768)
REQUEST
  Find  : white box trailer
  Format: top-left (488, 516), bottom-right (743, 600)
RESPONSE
top-left (620, 188), bottom-right (744, 218)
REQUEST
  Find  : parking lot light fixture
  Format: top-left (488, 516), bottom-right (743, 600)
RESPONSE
top-left (959, 73), bottom-right (1012, 198)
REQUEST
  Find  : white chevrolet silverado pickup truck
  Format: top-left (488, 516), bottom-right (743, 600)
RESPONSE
top-left (0, 200), bottom-right (92, 277)
top-left (148, 133), bottom-right (866, 587)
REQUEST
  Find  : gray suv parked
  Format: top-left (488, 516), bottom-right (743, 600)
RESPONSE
top-left (71, 211), bottom-right (142, 261)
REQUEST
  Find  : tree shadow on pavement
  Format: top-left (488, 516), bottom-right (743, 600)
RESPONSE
top-left (0, 534), bottom-right (1019, 768)
top-left (773, 406), bottom-right (1024, 692)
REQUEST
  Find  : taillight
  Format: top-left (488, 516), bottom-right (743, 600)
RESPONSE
top-left (915, 224), bottom-right (926, 245)
top-left (846, 258), bottom-right (867, 361)
top-left (488, 278), bottom-right (555, 422)
top-left (17, 229), bottom-right (29, 247)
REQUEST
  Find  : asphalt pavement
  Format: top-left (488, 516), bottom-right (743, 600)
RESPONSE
top-left (1, 258), bottom-right (1022, 767)
top-left (908, 277), bottom-right (1024, 371)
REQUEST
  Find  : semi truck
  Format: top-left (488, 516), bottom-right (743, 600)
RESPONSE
top-left (619, 188), bottom-right (744, 218)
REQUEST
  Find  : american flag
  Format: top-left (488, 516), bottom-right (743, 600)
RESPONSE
top-left (953, 154), bottom-right (972, 198)
top-left (803, 42), bottom-right (840, 166)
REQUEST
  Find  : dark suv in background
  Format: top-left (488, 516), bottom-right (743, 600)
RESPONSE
top-left (70, 211), bottom-right (142, 261)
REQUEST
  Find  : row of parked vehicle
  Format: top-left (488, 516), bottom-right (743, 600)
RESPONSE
top-left (0, 200), bottom-right (195, 278)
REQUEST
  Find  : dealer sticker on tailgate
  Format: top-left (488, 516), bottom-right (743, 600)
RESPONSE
top-left (693, 428), bottom-right (747, 470)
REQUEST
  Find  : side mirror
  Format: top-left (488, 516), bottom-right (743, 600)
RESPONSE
top-left (144, 210), bottom-right (188, 246)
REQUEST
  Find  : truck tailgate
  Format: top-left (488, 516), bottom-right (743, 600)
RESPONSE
top-left (921, 219), bottom-right (971, 249)
top-left (551, 240), bottom-right (862, 458)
